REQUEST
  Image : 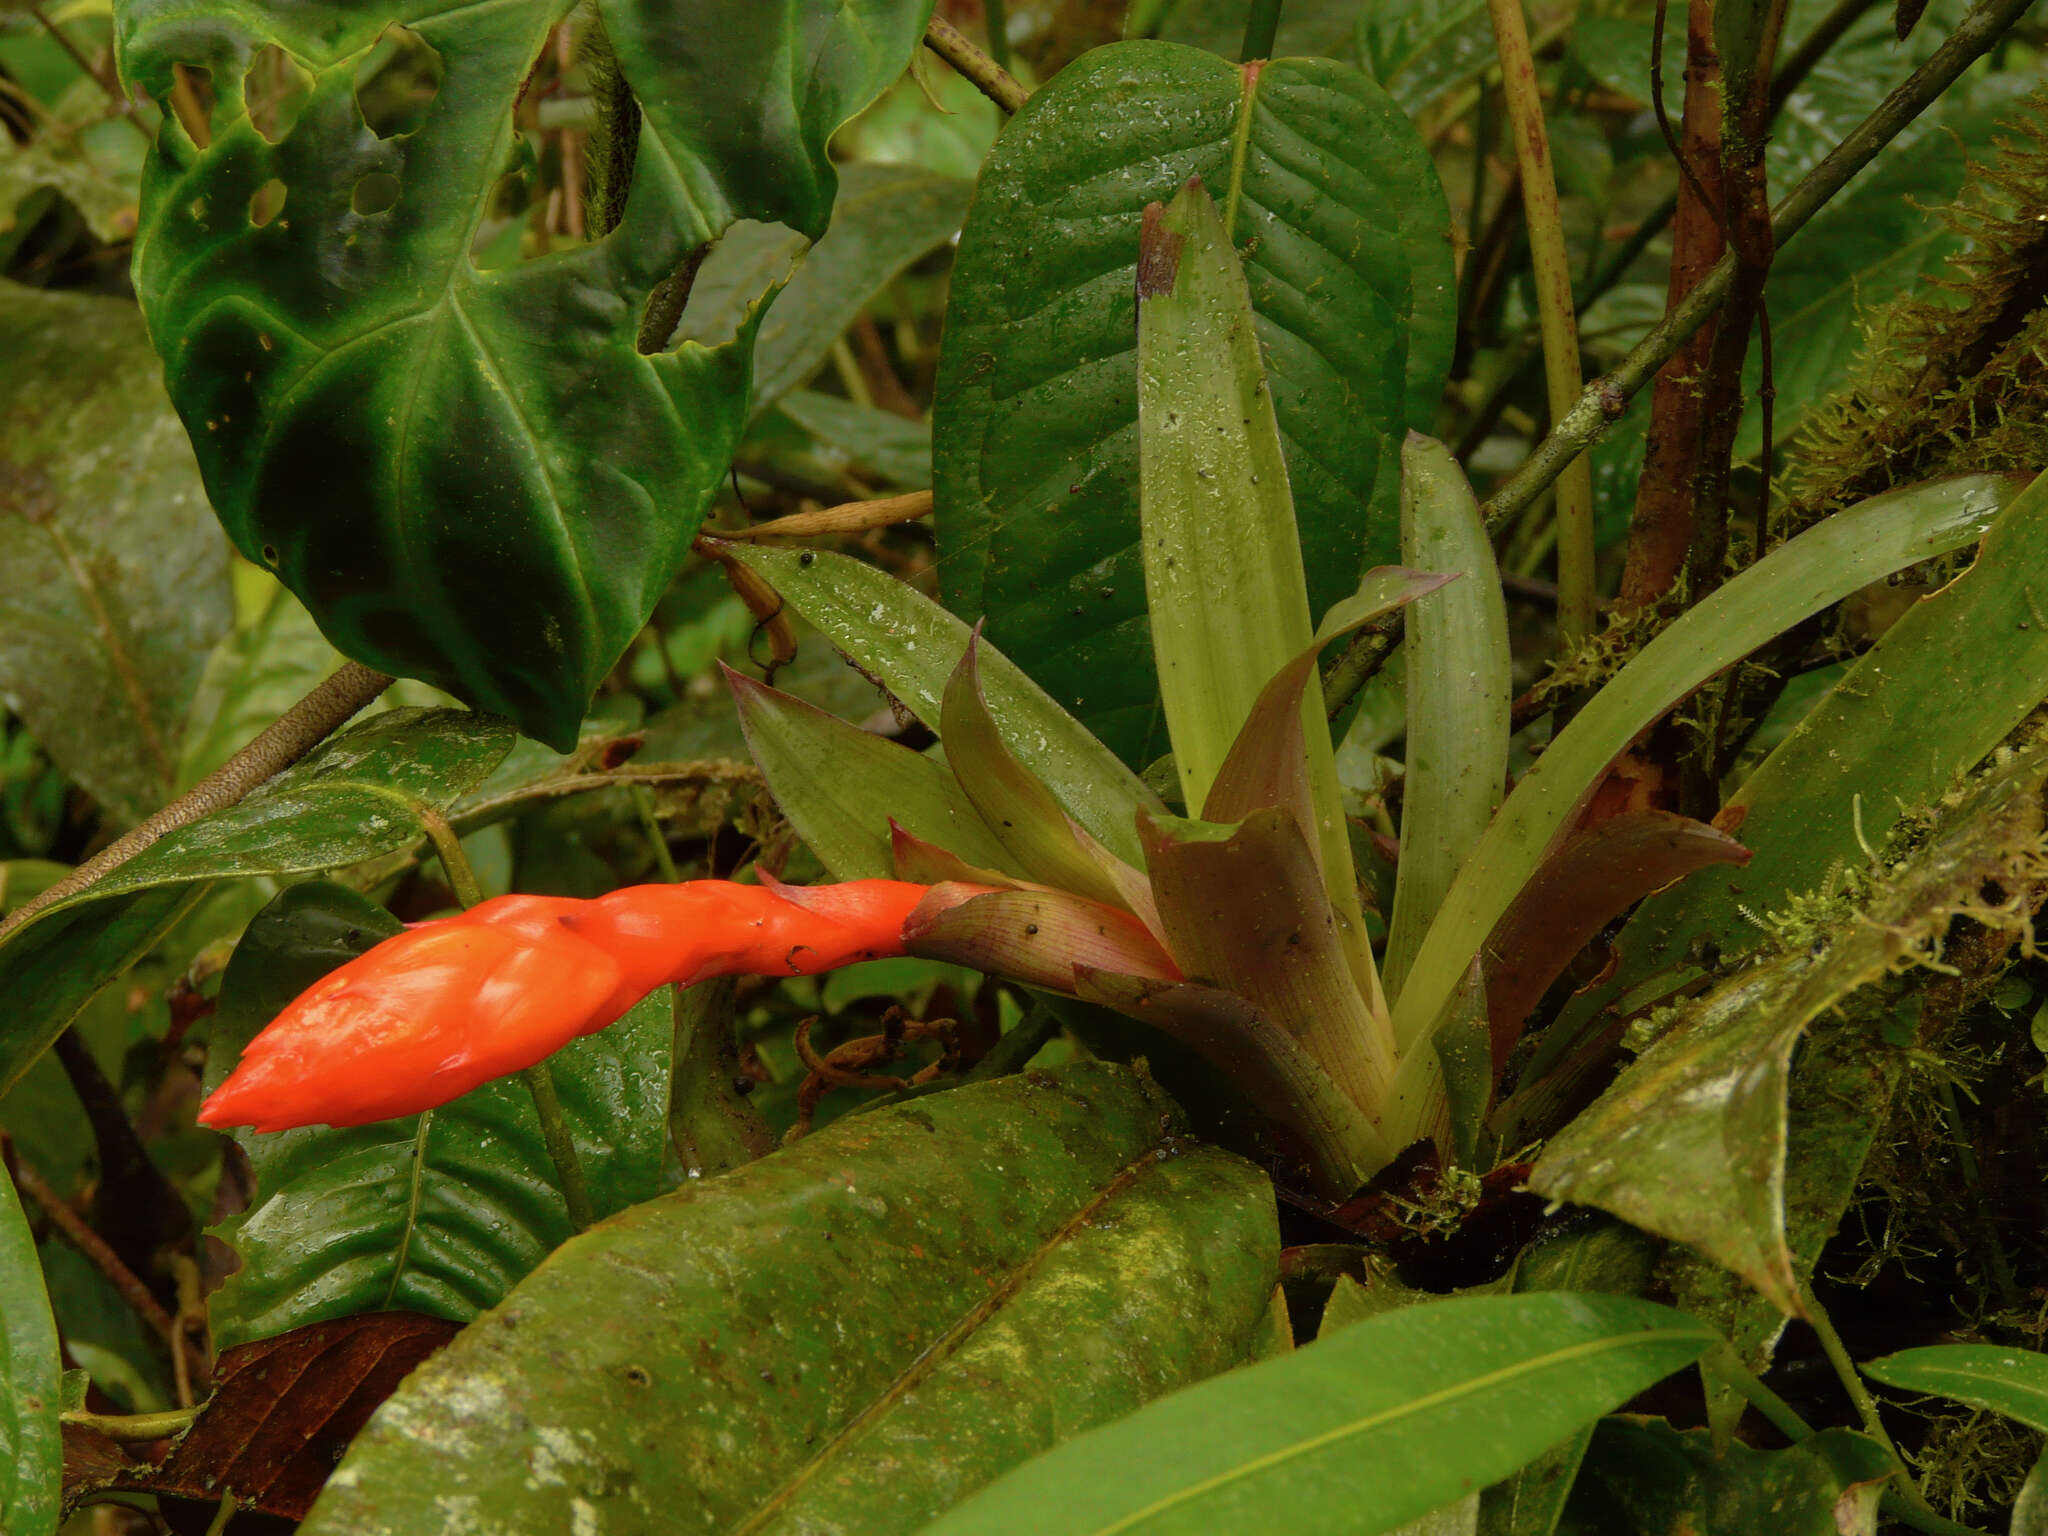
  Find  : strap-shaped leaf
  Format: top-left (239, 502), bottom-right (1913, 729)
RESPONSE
top-left (725, 666), bottom-right (1021, 881)
top-left (0, 1141), bottom-right (58, 1536)
top-left (1863, 1344), bottom-right (2048, 1431)
top-left (935, 43), bottom-right (1454, 769)
top-left (115, 0), bottom-right (932, 748)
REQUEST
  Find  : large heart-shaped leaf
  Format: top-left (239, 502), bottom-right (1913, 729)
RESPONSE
top-left (114, 0), bottom-right (933, 748)
top-left (300, 1063), bottom-right (1278, 1534)
top-left (206, 880), bottom-right (674, 1349)
top-left (0, 706), bottom-right (514, 1098)
top-left (933, 42), bottom-right (1454, 767)
top-left (0, 282), bottom-right (232, 827)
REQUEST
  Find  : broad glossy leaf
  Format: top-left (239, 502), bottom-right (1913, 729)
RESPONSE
top-left (1558, 1422), bottom-right (1891, 1536)
top-left (0, 1142), bottom-right (59, 1536)
top-left (934, 42), bottom-right (1455, 768)
top-left (1864, 1344), bottom-right (2048, 1430)
top-left (1538, 466), bottom-right (2048, 1072)
top-left (1529, 729), bottom-right (2048, 1313)
top-left (726, 665), bottom-right (1021, 880)
top-left (925, 1294), bottom-right (1717, 1536)
top-left (206, 881), bottom-right (674, 1349)
top-left (115, 0), bottom-right (932, 748)
top-left (0, 706), bottom-right (513, 1098)
top-left (301, 1063), bottom-right (1279, 1535)
top-left (1383, 434), bottom-right (1508, 1003)
top-left (0, 283), bottom-right (231, 827)
top-left (719, 542), bottom-right (1160, 865)
top-left (1389, 472), bottom-right (2021, 1058)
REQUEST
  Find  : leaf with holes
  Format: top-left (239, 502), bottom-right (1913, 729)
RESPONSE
top-left (205, 881), bottom-right (674, 1349)
top-left (0, 706), bottom-right (513, 1101)
top-left (299, 1063), bottom-right (1279, 1535)
top-left (114, 0), bottom-right (934, 749)
top-left (0, 283), bottom-right (232, 828)
top-left (934, 42), bottom-right (1455, 767)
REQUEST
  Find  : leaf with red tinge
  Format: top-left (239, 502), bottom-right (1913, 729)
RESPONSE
top-left (940, 631), bottom-right (1140, 911)
top-left (902, 884), bottom-right (1179, 994)
top-left (1484, 811), bottom-right (1748, 1077)
top-left (68, 1313), bottom-right (458, 1520)
top-left (889, 821), bottom-right (1028, 889)
top-left (1143, 808), bottom-right (1395, 1132)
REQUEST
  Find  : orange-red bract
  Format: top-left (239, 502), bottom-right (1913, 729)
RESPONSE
top-left (200, 879), bottom-right (941, 1133)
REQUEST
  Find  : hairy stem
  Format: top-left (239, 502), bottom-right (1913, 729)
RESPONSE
top-left (0, 662), bottom-right (391, 948)
top-left (1485, 0), bottom-right (1596, 643)
top-left (924, 16), bottom-right (1029, 114)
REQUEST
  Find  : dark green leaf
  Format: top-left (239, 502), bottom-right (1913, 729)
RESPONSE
top-left (206, 881), bottom-right (673, 1349)
top-left (773, 390), bottom-right (933, 490)
top-left (301, 1063), bottom-right (1279, 1535)
top-left (0, 1145), bottom-right (59, 1536)
top-left (116, 0), bottom-right (932, 747)
top-left (176, 575), bottom-right (346, 791)
top-left (1356, 0), bottom-right (1495, 115)
top-left (0, 705), bottom-right (513, 1098)
top-left (1864, 1344), bottom-right (2048, 1431)
top-left (934, 42), bottom-right (1454, 767)
top-left (0, 282), bottom-right (232, 826)
top-left (1529, 729), bottom-right (2048, 1313)
top-left (1560, 1422), bottom-right (1892, 1536)
top-left (928, 1293), bottom-right (1716, 1536)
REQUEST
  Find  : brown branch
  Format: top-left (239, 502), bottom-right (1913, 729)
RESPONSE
top-left (0, 662), bottom-right (392, 948)
top-left (719, 490), bottom-right (933, 542)
top-left (923, 16), bottom-right (1029, 115)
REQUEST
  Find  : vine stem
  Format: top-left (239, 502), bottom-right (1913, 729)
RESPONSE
top-left (1479, 0), bottom-right (2038, 535)
top-left (422, 811), bottom-right (596, 1233)
top-left (0, 662), bottom-right (392, 947)
top-left (1484, 0), bottom-right (1596, 645)
top-left (923, 16), bottom-right (1028, 115)
top-left (62, 1406), bottom-right (202, 1440)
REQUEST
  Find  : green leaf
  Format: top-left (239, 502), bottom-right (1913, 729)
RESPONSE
top-left (926, 1293), bottom-right (1717, 1536)
top-left (0, 705), bottom-right (513, 1098)
top-left (205, 880), bottom-right (674, 1349)
top-left (0, 1143), bottom-right (59, 1536)
top-left (773, 390), bottom-right (934, 490)
top-left (0, 282), bottom-right (232, 827)
top-left (300, 1063), bottom-right (1279, 1535)
top-left (1536, 464), bottom-right (2048, 1075)
top-left (749, 162), bottom-right (969, 415)
top-left (1355, 0), bottom-right (1494, 115)
top-left (726, 665), bottom-right (1021, 880)
top-left (1383, 434), bottom-right (1509, 1003)
top-left (1558, 1422), bottom-right (1893, 1536)
top-left (1388, 472), bottom-right (2022, 1062)
top-left (934, 42), bottom-right (1454, 768)
top-left (941, 634), bottom-right (1136, 907)
top-left (719, 542), bottom-right (1160, 866)
top-left (904, 885), bottom-right (1178, 992)
top-left (1528, 728), bottom-right (2048, 1314)
top-left (1864, 1344), bottom-right (2048, 1431)
top-left (115, 0), bottom-right (933, 748)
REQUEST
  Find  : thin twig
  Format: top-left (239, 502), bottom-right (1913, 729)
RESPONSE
top-left (8, 1151), bottom-right (210, 1396)
top-left (1479, 0), bottom-right (2037, 534)
top-left (720, 490), bottom-right (933, 542)
top-left (62, 1406), bottom-right (201, 1441)
top-left (0, 662), bottom-right (392, 948)
top-left (1485, 0), bottom-right (1596, 644)
top-left (923, 16), bottom-right (1029, 115)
